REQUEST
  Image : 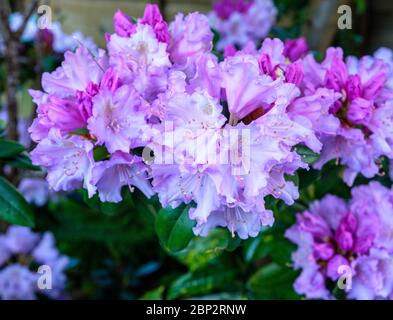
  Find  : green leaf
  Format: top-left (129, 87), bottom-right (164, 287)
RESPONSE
top-left (294, 145), bottom-right (320, 165)
top-left (44, 195), bottom-right (155, 244)
top-left (355, 0), bottom-right (366, 14)
top-left (285, 172), bottom-right (299, 186)
top-left (6, 154), bottom-right (41, 171)
top-left (244, 235), bottom-right (271, 263)
top-left (81, 190), bottom-right (125, 216)
top-left (244, 231), bottom-right (295, 266)
top-left (155, 205), bottom-right (196, 252)
top-left (298, 168), bottom-right (320, 190)
top-left (269, 237), bottom-right (296, 266)
top-left (189, 292), bottom-right (244, 300)
top-left (42, 55), bottom-right (58, 72)
top-left (247, 263), bottom-right (300, 299)
top-left (93, 146), bottom-right (110, 162)
top-left (0, 177), bottom-right (35, 227)
top-left (70, 128), bottom-right (90, 135)
top-left (168, 266), bottom-right (238, 299)
top-left (174, 229), bottom-right (240, 271)
top-left (0, 139), bottom-right (25, 158)
top-left (0, 119), bottom-right (6, 136)
top-left (313, 162), bottom-right (349, 198)
top-left (140, 286), bottom-right (165, 300)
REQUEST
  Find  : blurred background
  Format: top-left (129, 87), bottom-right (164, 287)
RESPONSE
top-left (10, 0), bottom-right (392, 53)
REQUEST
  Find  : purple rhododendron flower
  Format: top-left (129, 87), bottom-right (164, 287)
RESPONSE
top-left (113, 10), bottom-right (136, 38)
top-left (139, 4), bottom-right (170, 44)
top-left (213, 0), bottom-right (253, 20)
top-left (221, 53), bottom-right (279, 119)
top-left (169, 12), bottom-right (213, 72)
top-left (87, 86), bottom-right (149, 154)
top-left (0, 264), bottom-right (38, 300)
top-left (284, 37), bottom-right (308, 62)
top-left (28, 4), bottom-right (370, 242)
top-left (5, 226), bottom-right (40, 254)
top-left (298, 47), bottom-right (393, 185)
top-left (31, 128), bottom-right (96, 196)
top-left (209, 0), bottom-right (276, 50)
top-left (286, 182), bottom-right (393, 300)
top-left (18, 178), bottom-right (50, 206)
top-left (148, 57), bottom-right (320, 238)
top-left (0, 227), bottom-right (71, 300)
top-left (92, 151), bottom-right (154, 202)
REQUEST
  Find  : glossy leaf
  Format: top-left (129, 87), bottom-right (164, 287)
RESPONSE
top-left (155, 205), bottom-right (196, 252)
top-left (0, 177), bottom-right (35, 227)
top-left (295, 145), bottom-right (320, 165)
top-left (6, 154), bottom-right (41, 171)
top-left (0, 139), bottom-right (25, 158)
top-left (247, 263), bottom-right (300, 299)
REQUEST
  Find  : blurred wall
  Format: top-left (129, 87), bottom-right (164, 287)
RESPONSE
top-left (42, 0), bottom-right (393, 52)
top-left (47, 0), bottom-right (212, 47)
top-left (368, 0), bottom-right (393, 51)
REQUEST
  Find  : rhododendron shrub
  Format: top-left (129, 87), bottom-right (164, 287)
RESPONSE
top-left (30, 4), bottom-right (319, 240)
top-left (286, 182), bottom-right (393, 300)
top-left (302, 48), bottom-right (393, 185)
top-left (209, 0), bottom-right (277, 50)
top-left (0, 226), bottom-right (70, 300)
top-left (14, 1), bottom-right (393, 301)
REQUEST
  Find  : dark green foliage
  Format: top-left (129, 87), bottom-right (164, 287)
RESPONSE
top-left (0, 177), bottom-right (35, 227)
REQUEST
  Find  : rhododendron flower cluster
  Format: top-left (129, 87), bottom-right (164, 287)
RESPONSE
top-left (208, 0), bottom-right (277, 51)
top-left (0, 226), bottom-right (70, 300)
top-left (301, 47), bottom-right (393, 185)
top-left (18, 178), bottom-right (51, 207)
top-left (286, 181), bottom-right (393, 300)
top-left (29, 4), bottom-right (320, 239)
top-left (227, 36), bottom-right (393, 185)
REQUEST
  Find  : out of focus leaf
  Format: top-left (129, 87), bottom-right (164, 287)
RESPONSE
top-left (0, 119), bottom-right (6, 136)
top-left (42, 55), bottom-right (58, 72)
top-left (174, 229), bottom-right (240, 271)
top-left (6, 153), bottom-right (41, 171)
top-left (244, 231), bottom-right (295, 266)
top-left (0, 176), bottom-right (35, 227)
top-left (298, 168), bottom-right (320, 190)
top-left (244, 233), bottom-right (273, 263)
top-left (247, 263), bottom-right (300, 299)
top-left (189, 293), bottom-right (244, 300)
top-left (70, 128), bottom-right (90, 135)
top-left (168, 266), bottom-right (238, 299)
top-left (140, 286), bottom-right (165, 300)
top-left (355, 0), bottom-right (366, 14)
top-left (0, 139), bottom-right (25, 158)
top-left (44, 195), bottom-right (155, 244)
top-left (270, 237), bottom-right (296, 266)
top-left (313, 162), bottom-right (349, 198)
